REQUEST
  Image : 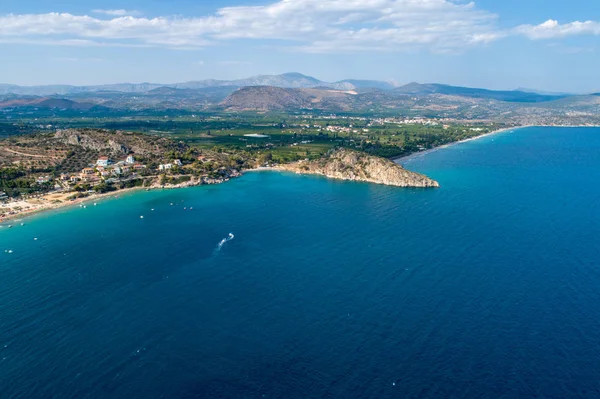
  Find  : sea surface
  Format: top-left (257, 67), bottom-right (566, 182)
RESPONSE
top-left (2, 127), bottom-right (600, 398)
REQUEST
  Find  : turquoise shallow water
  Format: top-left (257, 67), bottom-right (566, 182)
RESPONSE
top-left (2, 127), bottom-right (600, 398)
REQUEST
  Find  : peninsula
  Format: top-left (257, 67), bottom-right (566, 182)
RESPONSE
top-left (277, 148), bottom-right (439, 187)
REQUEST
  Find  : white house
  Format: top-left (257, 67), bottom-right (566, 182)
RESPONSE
top-left (159, 164), bottom-right (173, 171)
top-left (97, 157), bottom-right (110, 167)
top-left (173, 159), bottom-right (183, 166)
top-left (126, 155), bottom-right (135, 164)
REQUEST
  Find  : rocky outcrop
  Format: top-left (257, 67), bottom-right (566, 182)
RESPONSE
top-left (53, 129), bottom-right (178, 156)
top-left (55, 129), bottom-right (131, 153)
top-left (277, 149), bottom-right (439, 188)
top-left (150, 169), bottom-right (243, 189)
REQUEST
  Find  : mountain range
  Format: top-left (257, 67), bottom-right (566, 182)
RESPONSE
top-left (1, 72), bottom-right (568, 99)
top-left (0, 73), bottom-right (397, 96)
top-left (1, 73), bottom-right (599, 126)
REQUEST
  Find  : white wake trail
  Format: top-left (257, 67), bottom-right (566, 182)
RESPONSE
top-left (216, 233), bottom-right (235, 251)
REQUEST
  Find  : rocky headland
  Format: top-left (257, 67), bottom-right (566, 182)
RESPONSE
top-left (276, 149), bottom-right (439, 188)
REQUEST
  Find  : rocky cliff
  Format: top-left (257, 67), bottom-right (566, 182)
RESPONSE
top-left (277, 149), bottom-right (439, 188)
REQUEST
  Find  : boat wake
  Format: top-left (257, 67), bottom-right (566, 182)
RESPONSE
top-left (216, 233), bottom-right (235, 252)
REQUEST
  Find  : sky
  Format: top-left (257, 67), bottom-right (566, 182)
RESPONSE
top-left (1, 0), bottom-right (599, 92)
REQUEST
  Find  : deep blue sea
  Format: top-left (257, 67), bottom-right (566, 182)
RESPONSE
top-left (2, 127), bottom-right (600, 398)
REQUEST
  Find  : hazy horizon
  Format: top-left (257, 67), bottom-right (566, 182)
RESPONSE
top-left (0, 72), bottom-right (590, 95)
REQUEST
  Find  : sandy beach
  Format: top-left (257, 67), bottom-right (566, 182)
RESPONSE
top-left (0, 174), bottom-right (235, 224)
top-left (0, 187), bottom-right (145, 225)
top-left (393, 126), bottom-right (528, 165)
top-left (394, 124), bottom-right (600, 165)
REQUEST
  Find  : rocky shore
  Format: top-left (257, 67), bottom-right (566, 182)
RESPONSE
top-left (149, 170), bottom-right (242, 190)
top-left (276, 149), bottom-right (439, 188)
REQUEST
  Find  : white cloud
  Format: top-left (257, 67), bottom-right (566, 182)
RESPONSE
top-left (92, 9), bottom-right (141, 17)
top-left (515, 19), bottom-right (600, 40)
top-left (0, 1), bottom-right (598, 53)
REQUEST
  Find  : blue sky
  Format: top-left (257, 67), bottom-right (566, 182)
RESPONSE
top-left (1, 0), bottom-right (599, 92)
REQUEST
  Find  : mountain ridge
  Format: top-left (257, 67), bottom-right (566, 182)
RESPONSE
top-left (0, 73), bottom-right (577, 103)
top-left (0, 73), bottom-right (389, 96)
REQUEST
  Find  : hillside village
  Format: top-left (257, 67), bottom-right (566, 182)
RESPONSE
top-left (50, 154), bottom-right (141, 185)
top-left (0, 129), bottom-right (250, 219)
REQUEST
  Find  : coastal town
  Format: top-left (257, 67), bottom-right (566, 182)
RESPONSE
top-left (59, 154), bottom-right (146, 186)
top-left (0, 129), bottom-right (248, 221)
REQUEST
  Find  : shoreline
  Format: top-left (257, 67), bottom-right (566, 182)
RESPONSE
top-left (392, 126), bottom-right (528, 164)
top-left (0, 186), bottom-right (145, 225)
top-left (393, 124), bottom-right (600, 165)
top-left (2, 124), bottom-right (598, 225)
top-left (0, 173), bottom-right (242, 225)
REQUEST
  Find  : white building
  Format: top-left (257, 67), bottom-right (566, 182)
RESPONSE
top-left (173, 159), bottom-right (183, 166)
top-left (126, 155), bottom-right (135, 164)
top-left (97, 157), bottom-right (110, 167)
top-left (159, 164), bottom-right (173, 171)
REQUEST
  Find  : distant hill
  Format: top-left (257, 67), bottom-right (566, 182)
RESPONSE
top-left (222, 86), bottom-right (313, 111)
top-left (331, 79), bottom-right (396, 91)
top-left (0, 73), bottom-right (396, 96)
top-left (222, 86), bottom-right (367, 111)
top-left (0, 97), bottom-right (101, 110)
top-left (394, 83), bottom-right (565, 103)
